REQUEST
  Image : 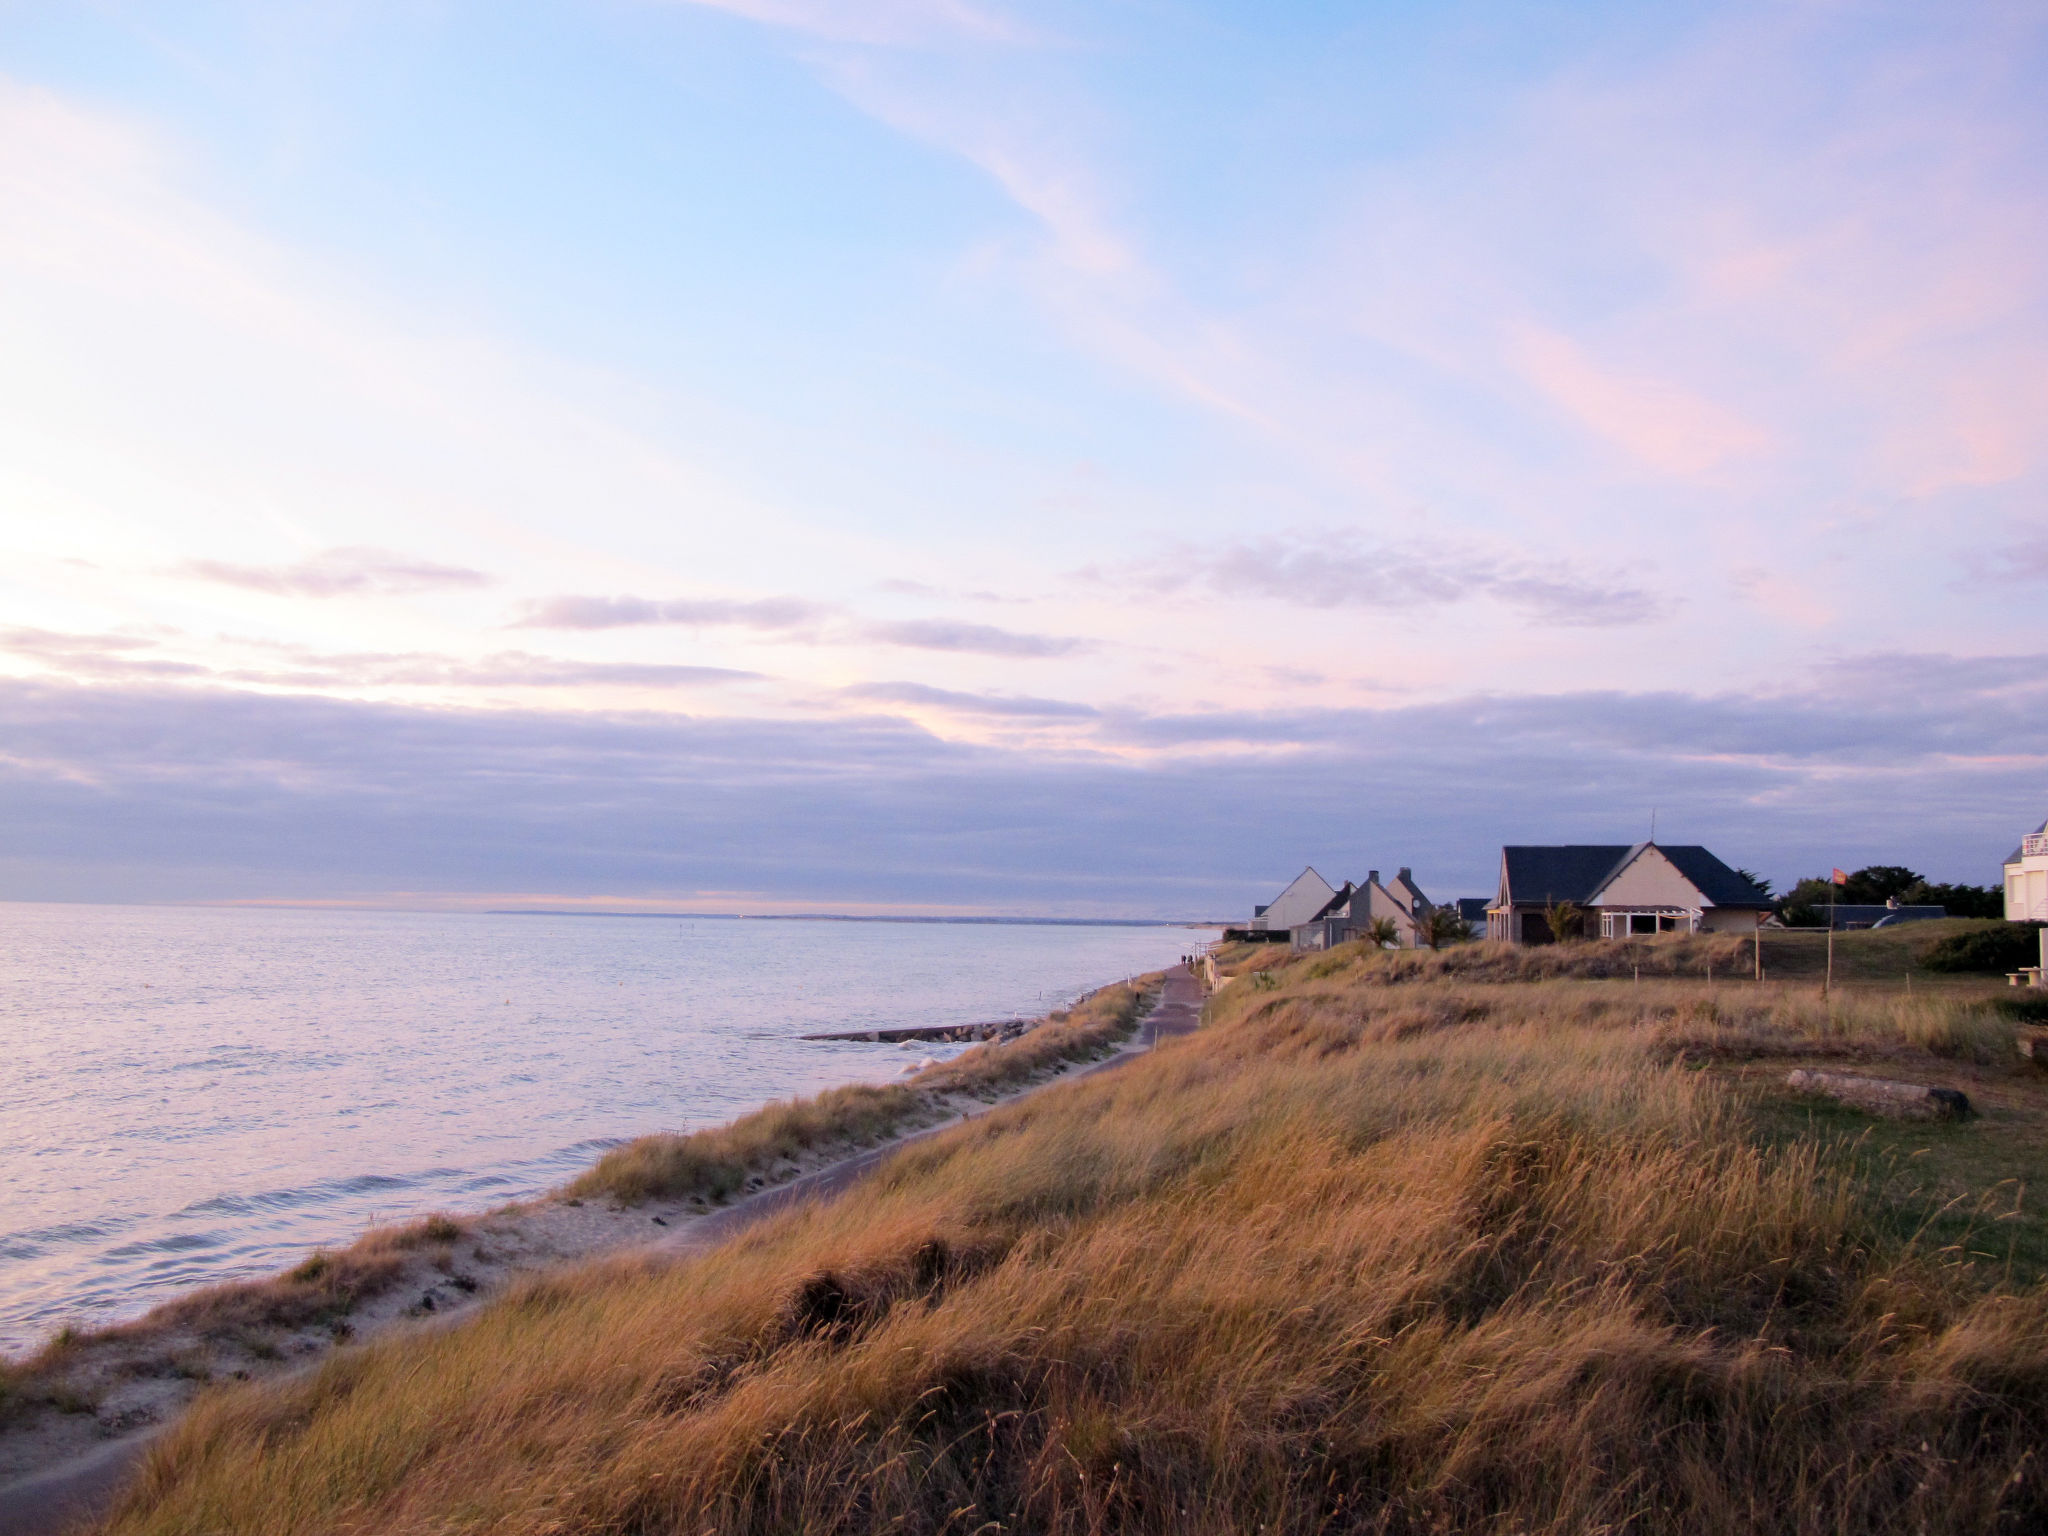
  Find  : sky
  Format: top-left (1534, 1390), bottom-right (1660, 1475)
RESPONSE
top-left (1, 0), bottom-right (2044, 916)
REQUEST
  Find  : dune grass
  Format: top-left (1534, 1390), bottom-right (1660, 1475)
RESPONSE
top-left (95, 936), bottom-right (2048, 1536)
top-left (570, 980), bottom-right (1148, 1205)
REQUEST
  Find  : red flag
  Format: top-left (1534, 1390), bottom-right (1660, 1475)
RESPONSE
top-left (1831, 868), bottom-right (1849, 885)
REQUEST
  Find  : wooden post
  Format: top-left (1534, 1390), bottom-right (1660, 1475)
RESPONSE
top-left (1754, 924), bottom-right (1762, 982)
top-left (1825, 888), bottom-right (1836, 999)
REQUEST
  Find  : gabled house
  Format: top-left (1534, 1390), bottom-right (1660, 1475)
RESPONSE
top-left (1289, 882), bottom-right (1361, 953)
top-left (1384, 867), bottom-right (1434, 921)
top-left (1485, 842), bottom-right (1773, 944)
top-left (2007, 817), bottom-right (2048, 922)
top-left (1245, 867), bottom-right (1338, 934)
top-left (1291, 867), bottom-right (1436, 952)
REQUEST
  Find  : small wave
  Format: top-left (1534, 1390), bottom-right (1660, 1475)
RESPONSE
top-left (102, 1229), bottom-right (225, 1260)
top-left (175, 1167), bottom-right (467, 1220)
top-left (0, 1215), bottom-right (135, 1261)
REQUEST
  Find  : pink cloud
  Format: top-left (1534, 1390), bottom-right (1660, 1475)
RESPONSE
top-left (1509, 324), bottom-right (1772, 478)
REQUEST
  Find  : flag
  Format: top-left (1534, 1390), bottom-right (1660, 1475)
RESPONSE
top-left (1831, 869), bottom-right (1849, 886)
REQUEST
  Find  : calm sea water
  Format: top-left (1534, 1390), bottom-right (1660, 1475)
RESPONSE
top-left (0, 903), bottom-right (1197, 1353)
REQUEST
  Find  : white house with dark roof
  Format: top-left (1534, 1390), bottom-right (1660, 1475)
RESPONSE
top-left (1486, 842), bottom-right (1774, 944)
top-left (1247, 867), bottom-right (1338, 934)
top-left (2007, 818), bottom-right (2048, 922)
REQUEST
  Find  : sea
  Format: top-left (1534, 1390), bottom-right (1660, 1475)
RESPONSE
top-left (0, 903), bottom-right (1199, 1354)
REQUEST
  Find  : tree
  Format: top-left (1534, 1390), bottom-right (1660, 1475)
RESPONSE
top-left (1901, 880), bottom-right (2004, 920)
top-left (1842, 865), bottom-right (1922, 904)
top-left (1779, 864), bottom-right (1999, 923)
top-left (1362, 916), bottom-right (1401, 949)
top-left (1734, 868), bottom-right (1774, 900)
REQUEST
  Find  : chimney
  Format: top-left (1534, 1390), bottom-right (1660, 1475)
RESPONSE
top-left (1367, 869), bottom-right (1379, 887)
top-left (1398, 866), bottom-right (1412, 882)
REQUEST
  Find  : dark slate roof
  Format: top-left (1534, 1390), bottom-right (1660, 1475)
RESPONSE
top-left (2007, 817), bottom-right (2048, 867)
top-left (1655, 845), bottom-right (1776, 908)
top-left (1304, 883), bottom-right (1357, 923)
top-left (1500, 844), bottom-right (1773, 909)
top-left (1500, 846), bottom-right (1632, 906)
top-left (1456, 898), bottom-right (1489, 923)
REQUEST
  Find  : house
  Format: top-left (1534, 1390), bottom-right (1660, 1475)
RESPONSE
top-left (2006, 818), bottom-right (2048, 922)
top-left (1289, 882), bottom-right (1360, 953)
top-left (1455, 897), bottom-right (1490, 935)
top-left (1485, 842), bottom-right (1774, 944)
top-left (1787, 901), bottom-right (1946, 930)
top-left (1237, 867), bottom-right (1337, 937)
top-left (1291, 868), bottom-right (1436, 952)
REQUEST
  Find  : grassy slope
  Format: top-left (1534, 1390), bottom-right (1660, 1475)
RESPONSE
top-left (99, 938), bottom-right (2048, 1536)
top-left (571, 980), bottom-right (1149, 1205)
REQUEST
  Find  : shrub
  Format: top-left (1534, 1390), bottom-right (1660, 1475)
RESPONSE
top-left (1920, 922), bottom-right (2045, 974)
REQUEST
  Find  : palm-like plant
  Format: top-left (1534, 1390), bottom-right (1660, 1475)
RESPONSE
top-left (1362, 916), bottom-right (1401, 949)
top-left (1543, 899), bottom-right (1585, 945)
top-left (1415, 905), bottom-right (1469, 950)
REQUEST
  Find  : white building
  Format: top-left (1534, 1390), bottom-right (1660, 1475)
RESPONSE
top-left (2006, 818), bottom-right (2048, 922)
top-left (1247, 867), bottom-right (1338, 933)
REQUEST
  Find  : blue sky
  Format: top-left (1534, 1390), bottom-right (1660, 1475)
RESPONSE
top-left (1, 0), bottom-right (2043, 913)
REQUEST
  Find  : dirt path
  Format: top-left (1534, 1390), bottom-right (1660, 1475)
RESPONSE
top-left (0, 972), bottom-right (1201, 1536)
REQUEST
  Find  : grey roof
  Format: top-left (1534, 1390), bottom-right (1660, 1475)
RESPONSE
top-left (2006, 817), bottom-right (2048, 867)
top-left (1500, 843), bottom-right (1773, 909)
top-left (1499, 846), bottom-right (1633, 906)
top-left (1305, 883), bottom-right (1357, 923)
top-left (1654, 845), bottom-right (1776, 908)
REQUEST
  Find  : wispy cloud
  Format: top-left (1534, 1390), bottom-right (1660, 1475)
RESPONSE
top-left (178, 547), bottom-right (494, 598)
top-left (1508, 324), bottom-right (1771, 478)
top-left (1970, 538), bottom-right (2048, 584)
top-left (1104, 535), bottom-right (1663, 628)
top-left (861, 618), bottom-right (1090, 657)
top-left (239, 653), bottom-right (764, 691)
top-left (0, 627), bottom-right (208, 680)
top-left (514, 595), bottom-right (829, 631)
top-left (0, 628), bottom-right (762, 692)
top-left (841, 680), bottom-right (1097, 718)
top-left (512, 597), bottom-right (1087, 657)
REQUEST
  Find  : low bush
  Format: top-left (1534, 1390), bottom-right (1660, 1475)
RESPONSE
top-left (1921, 922), bottom-right (2045, 974)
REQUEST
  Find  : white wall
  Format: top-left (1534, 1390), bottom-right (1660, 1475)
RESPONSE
top-left (1588, 846), bottom-right (1703, 910)
top-left (2011, 857), bottom-right (2048, 922)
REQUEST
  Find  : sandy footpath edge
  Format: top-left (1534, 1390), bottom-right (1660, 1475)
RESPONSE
top-left (0, 980), bottom-right (1180, 1534)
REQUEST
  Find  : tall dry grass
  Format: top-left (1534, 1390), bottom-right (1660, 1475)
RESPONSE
top-left (571, 980), bottom-right (1147, 1205)
top-left (99, 969), bottom-right (2048, 1536)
